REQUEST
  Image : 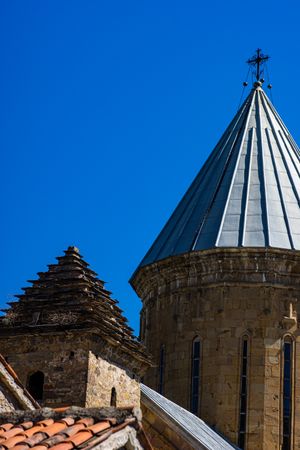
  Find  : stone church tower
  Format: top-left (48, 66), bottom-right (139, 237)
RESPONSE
top-left (131, 53), bottom-right (300, 450)
top-left (0, 246), bottom-right (151, 408)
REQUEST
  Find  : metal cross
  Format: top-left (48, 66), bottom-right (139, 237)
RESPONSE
top-left (247, 48), bottom-right (270, 81)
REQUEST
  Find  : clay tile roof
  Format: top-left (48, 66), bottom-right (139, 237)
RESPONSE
top-left (39, 434), bottom-right (65, 447)
top-left (18, 423), bottom-right (33, 431)
top-left (29, 446), bottom-right (48, 450)
top-left (37, 420), bottom-right (54, 427)
top-left (58, 418), bottom-right (74, 427)
top-left (65, 430), bottom-right (93, 447)
top-left (76, 418), bottom-right (94, 427)
top-left (49, 444), bottom-right (73, 450)
top-left (22, 431), bottom-right (47, 447)
top-left (60, 423), bottom-right (85, 437)
top-left (41, 422), bottom-right (66, 437)
top-left (2, 434), bottom-right (26, 448)
top-left (22, 426), bottom-right (44, 437)
top-left (0, 425), bottom-right (14, 433)
top-left (53, 408), bottom-right (69, 414)
top-left (0, 406), bottom-right (152, 450)
top-left (0, 426), bottom-right (24, 441)
top-left (86, 421), bottom-right (110, 434)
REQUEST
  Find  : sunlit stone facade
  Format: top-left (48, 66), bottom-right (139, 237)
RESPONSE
top-left (132, 248), bottom-right (300, 449)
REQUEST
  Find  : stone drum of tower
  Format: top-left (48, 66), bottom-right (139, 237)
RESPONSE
top-left (131, 54), bottom-right (300, 450)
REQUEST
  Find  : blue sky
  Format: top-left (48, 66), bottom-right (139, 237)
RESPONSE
top-left (1, 1), bottom-right (300, 333)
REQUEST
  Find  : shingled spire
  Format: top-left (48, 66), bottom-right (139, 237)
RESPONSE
top-left (1, 247), bottom-right (150, 370)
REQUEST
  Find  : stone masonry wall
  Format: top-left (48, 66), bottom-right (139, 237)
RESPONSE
top-left (0, 332), bottom-right (89, 407)
top-left (0, 387), bottom-right (18, 412)
top-left (132, 248), bottom-right (300, 450)
top-left (85, 351), bottom-right (140, 407)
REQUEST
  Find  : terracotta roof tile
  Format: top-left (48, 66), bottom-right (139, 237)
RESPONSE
top-left (40, 434), bottom-right (65, 448)
top-left (22, 432), bottom-right (47, 447)
top-left (76, 418), bottom-right (94, 427)
top-left (0, 406), bottom-right (153, 450)
top-left (42, 423), bottom-right (66, 437)
top-left (2, 434), bottom-right (26, 447)
top-left (18, 423), bottom-right (33, 431)
top-left (67, 430), bottom-right (93, 447)
top-left (82, 431), bottom-right (112, 450)
top-left (10, 445), bottom-right (29, 450)
top-left (0, 425), bottom-right (14, 434)
top-left (29, 446), bottom-right (48, 450)
top-left (49, 443), bottom-right (73, 450)
top-left (53, 407), bottom-right (69, 413)
top-left (0, 427), bottom-right (23, 441)
top-left (58, 419), bottom-right (74, 427)
top-left (86, 421), bottom-right (110, 435)
top-left (36, 420), bottom-right (54, 427)
top-left (22, 426), bottom-right (45, 437)
top-left (60, 423), bottom-right (85, 437)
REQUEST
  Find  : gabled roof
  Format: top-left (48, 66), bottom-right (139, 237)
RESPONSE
top-left (0, 247), bottom-right (151, 373)
top-left (141, 384), bottom-right (238, 450)
top-left (137, 84), bottom-right (300, 268)
top-left (0, 354), bottom-right (39, 412)
top-left (0, 406), bottom-right (152, 450)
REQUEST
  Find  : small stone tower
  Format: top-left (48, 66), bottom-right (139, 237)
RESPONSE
top-left (131, 54), bottom-right (300, 450)
top-left (0, 246), bottom-right (151, 408)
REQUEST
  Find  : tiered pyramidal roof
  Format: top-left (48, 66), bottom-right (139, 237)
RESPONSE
top-left (139, 82), bottom-right (300, 268)
top-left (1, 247), bottom-right (149, 365)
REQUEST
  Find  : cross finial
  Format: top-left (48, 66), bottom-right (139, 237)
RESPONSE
top-left (247, 48), bottom-right (270, 81)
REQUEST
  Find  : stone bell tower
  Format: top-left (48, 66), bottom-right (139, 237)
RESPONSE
top-left (0, 246), bottom-right (151, 408)
top-left (131, 50), bottom-right (300, 450)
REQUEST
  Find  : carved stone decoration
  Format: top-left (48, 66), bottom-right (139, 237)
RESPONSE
top-left (282, 300), bottom-right (297, 329)
top-left (47, 311), bottom-right (80, 325)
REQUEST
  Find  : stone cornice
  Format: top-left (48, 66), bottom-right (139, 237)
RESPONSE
top-left (131, 248), bottom-right (300, 299)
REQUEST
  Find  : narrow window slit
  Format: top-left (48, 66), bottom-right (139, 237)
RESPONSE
top-left (110, 387), bottom-right (117, 407)
top-left (238, 337), bottom-right (249, 449)
top-left (282, 339), bottom-right (293, 450)
top-left (158, 345), bottom-right (165, 395)
top-left (190, 337), bottom-right (201, 415)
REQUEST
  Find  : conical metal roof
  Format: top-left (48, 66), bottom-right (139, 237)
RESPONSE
top-left (139, 84), bottom-right (300, 268)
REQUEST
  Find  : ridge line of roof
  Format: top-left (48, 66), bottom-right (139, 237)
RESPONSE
top-left (215, 88), bottom-right (257, 247)
top-left (141, 384), bottom-right (237, 450)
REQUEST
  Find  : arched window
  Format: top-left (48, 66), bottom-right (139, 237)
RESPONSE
top-left (27, 371), bottom-right (44, 402)
top-left (110, 387), bottom-right (117, 407)
top-left (238, 337), bottom-right (249, 449)
top-left (190, 337), bottom-right (201, 415)
top-left (282, 337), bottom-right (293, 450)
top-left (158, 345), bottom-right (165, 395)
